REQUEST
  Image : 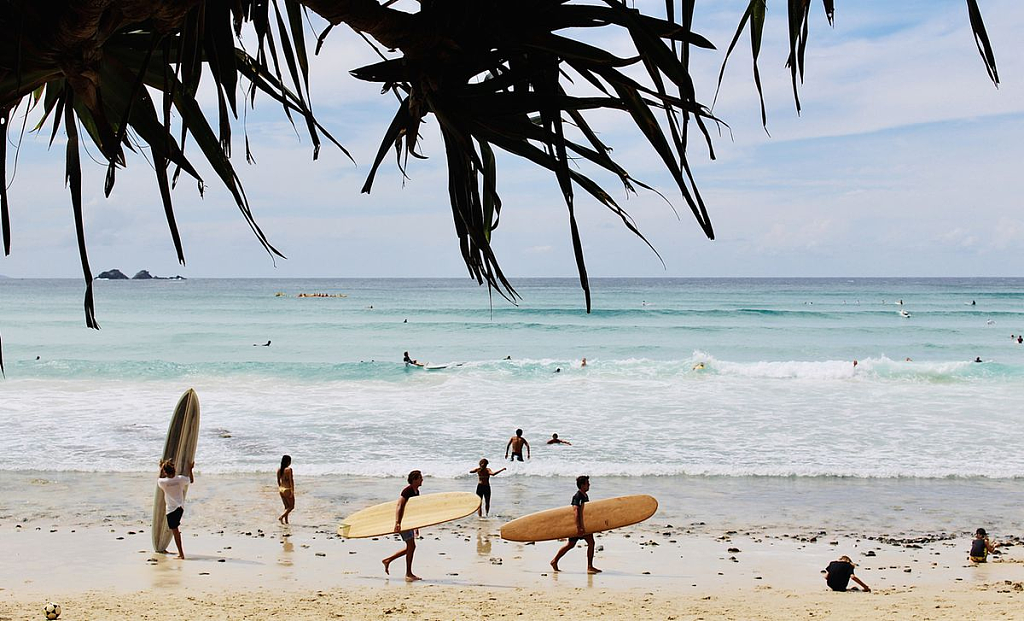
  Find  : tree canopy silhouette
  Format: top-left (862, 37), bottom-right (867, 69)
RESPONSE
top-left (0, 0), bottom-right (1001, 375)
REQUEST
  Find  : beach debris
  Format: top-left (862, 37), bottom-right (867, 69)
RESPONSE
top-left (489, 557), bottom-right (503, 565)
top-left (727, 547), bottom-right (741, 553)
top-left (315, 552), bottom-right (326, 557)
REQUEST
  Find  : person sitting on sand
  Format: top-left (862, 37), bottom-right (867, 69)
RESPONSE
top-left (382, 470), bottom-right (423, 582)
top-left (277, 455), bottom-right (295, 524)
top-left (157, 459), bottom-right (195, 559)
top-left (505, 429), bottom-right (531, 461)
top-left (470, 459), bottom-right (506, 517)
top-left (824, 555), bottom-right (870, 592)
top-left (969, 528), bottom-right (997, 563)
top-left (547, 433), bottom-right (571, 445)
top-left (550, 475), bottom-right (601, 574)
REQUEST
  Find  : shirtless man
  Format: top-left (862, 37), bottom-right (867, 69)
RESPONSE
top-left (546, 433), bottom-right (571, 445)
top-left (505, 428), bottom-right (531, 461)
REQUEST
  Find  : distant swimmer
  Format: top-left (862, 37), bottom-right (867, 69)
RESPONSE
top-left (974, 357), bottom-right (983, 363)
top-left (254, 340), bottom-right (271, 346)
top-left (692, 362), bottom-right (705, 370)
top-left (853, 360), bottom-right (858, 368)
top-left (900, 309), bottom-right (911, 318)
top-left (403, 351), bottom-right (422, 366)
top-left (972, 300), bottom-right (977, 306)
top-left (505, 429), bottom-right (531, 462)
top-left (547, 433), bottom-right (571, 446)
top-left (1019, 336), bottom-right (1022, 344)
top-left (905, 357), bottom-right (913, 362)
top-left (504, 355), bottom-right (512, 360)
top-left (403, 319), bottom-right (408, 324)
top-left (554, 367), bottom-right (561, 373)
top-left (469, 459), bottom-right (506, 517)
top-left (580, 357), bottom-right (587, 367)
top-left (987, 320), bottom-right (995, 325)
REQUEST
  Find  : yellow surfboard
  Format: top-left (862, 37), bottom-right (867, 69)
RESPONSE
top-left (500, 494), bottom-right (658, 542)
top-left (338, 492), bottom-right (481, 538)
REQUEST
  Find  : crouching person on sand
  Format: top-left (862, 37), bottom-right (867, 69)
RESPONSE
top-left (157, 460), bottom-right (195, 559)
top-left (824, 555), bottom-right (870, 592)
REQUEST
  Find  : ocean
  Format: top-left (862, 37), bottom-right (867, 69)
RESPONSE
top-left (1, 277), bottom-right (1022, 534)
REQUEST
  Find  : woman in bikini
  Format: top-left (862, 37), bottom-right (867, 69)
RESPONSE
top-left (470, 458), bottom-right (506, 517)
top-left (277, 455), bottom-right (295, 524)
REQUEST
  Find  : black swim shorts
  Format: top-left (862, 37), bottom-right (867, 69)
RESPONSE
top-left (476, 483), bottom-right (491, 501)
top-left (510, 452), bottom-right (523, 462)
top-left (166, 506), bottom-right (184, 530)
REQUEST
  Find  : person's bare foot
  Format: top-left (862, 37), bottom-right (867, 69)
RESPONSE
top-left (382, 559), bottom-right (391, 575)
top-left (550, 561), bottom-right (560, 572)
top-left (587, 566), bottom-right (602, 574)
top-left (278, 516), bottom-right (285, 524)
top-left (405, 574), bottom-right (422, 582)
top-left (177, 554), bottom-right (186, 560)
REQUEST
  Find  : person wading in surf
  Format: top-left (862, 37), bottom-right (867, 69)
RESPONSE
top-left (505, 429), bottom-right (531, 461)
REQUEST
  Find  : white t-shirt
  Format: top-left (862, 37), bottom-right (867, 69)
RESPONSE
top-left (157, 475), bottom-right (191, 514)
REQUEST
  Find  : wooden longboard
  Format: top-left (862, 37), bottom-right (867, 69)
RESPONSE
top-left (500, 494), bottom-right (658, 542)
top-left (151, 389), bottom-right (201, 552)
top-left (338, 492), bottom-right (481, 538)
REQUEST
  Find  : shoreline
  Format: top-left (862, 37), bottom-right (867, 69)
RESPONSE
top-left (3, 471), bottom-right (1023, 620)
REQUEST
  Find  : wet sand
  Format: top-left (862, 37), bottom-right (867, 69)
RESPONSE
top-left (2, 472), bottom-right (1023, 619)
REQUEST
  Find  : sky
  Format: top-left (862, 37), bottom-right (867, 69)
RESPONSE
top-left (0, 0), bottom-right (1021, 279)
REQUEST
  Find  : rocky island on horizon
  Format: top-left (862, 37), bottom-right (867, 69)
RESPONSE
top-left (96, 269), bottom-right (186, 280)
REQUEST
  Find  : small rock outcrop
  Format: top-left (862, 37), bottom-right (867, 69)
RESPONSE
top-left (132, 270), bottom-right (154, 280)
top-left (97, 269), bottom-right (129, 280)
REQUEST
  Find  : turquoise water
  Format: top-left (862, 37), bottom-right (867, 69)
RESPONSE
top-left (1, 278), bottom-right (1023, 483)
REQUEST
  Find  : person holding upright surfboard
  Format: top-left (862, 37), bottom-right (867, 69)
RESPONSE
top-left (550, 476), bottom-right (601, 574)
top-left (157, 460), bottom-right (195, 559)
top-left (382, 470), bottom-right (424, 582)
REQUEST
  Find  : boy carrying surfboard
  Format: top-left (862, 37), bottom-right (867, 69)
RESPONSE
top-left (382, 470), bottom-right (424, 581)
top-left (550, 476), bottom-right (602, 574)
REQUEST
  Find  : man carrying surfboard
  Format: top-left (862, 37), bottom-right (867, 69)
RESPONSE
top-left (550, 476), bottom-right (601, 574)
top-left (382, 470), bottom-right (424, 581)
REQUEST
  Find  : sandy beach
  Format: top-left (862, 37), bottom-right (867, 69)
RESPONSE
top-left (3, 472), bottom-right (1023, 620)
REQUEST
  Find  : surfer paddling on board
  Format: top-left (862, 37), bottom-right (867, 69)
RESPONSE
top-left (550, 475), bottom-right (601, 574)
top-left (382, 470), bottom-right (424, 581)
top-left (403, 351), bottom-right (423, 367)
top-left (470, 459), bottom-right (506, 517)
top-left (505, 429), bottom-right (531, 461)
top-left (157, 460), bottom-right (195, 559)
